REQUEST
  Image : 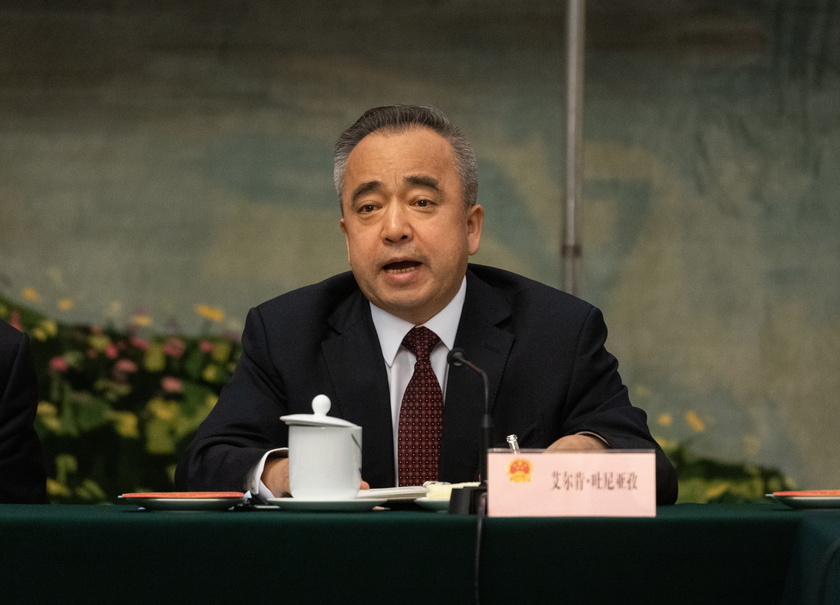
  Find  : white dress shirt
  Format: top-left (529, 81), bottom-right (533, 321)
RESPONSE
top-left (369, 277), bottom-right (466, 479)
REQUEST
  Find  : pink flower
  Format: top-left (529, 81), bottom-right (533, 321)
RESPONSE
top-left (87, 348), bottom-right (98, 359)
top-left (199, 340), bottom-right (214, 354)
top-left (115, 359), bottom-right (138, 373)
top-left (49, 356), bottom-right (69, 373)
top-left (161, 376), bottom-right (183, 393)
top-left (162, 337), bottom-right (186, 358)
top-left (112, 358), bottom-right (139, 383)
top-left (104, 343), bottom-right (119, 359)
top-left (130, 336), bottom-right (150, 351)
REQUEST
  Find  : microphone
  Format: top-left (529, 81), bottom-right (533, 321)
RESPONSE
top-left (446, 348), bottom-right (489, 412)
top-left (447, 348), bottom-right (493, 513)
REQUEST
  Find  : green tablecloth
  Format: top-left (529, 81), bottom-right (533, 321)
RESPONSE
top-left (782, 511), bottom-right (840, 604)
top-left (0, 502), bottom-right (833, 605)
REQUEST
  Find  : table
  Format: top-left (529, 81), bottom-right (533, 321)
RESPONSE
top-left (782, 511), bottom-right (840, 604)
top-left (0, 502), bottom-right (835, 605)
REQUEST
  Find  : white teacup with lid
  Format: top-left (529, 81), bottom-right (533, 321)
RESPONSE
top-left (280, 395), bottom-right (362, 501)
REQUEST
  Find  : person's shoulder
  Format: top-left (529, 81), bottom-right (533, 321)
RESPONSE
top-left (0, 319), bottom-right (26, 348)
top-left (468, 264), bottom-right (593, 312)
top-left (467, 264), bottom-right (606, 340)
top-left (0, 319), bottom-right (29, 375)
top-left (252, 272), bottom-right (360, 321)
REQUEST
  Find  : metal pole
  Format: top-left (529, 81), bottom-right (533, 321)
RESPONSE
top-left (563, 0), bottom-right (585, 296)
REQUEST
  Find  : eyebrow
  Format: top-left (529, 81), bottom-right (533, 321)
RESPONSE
top-left (350, 175), bottom-right (443, 205)
top-left (350, 181), bottom-right (383, 204)
top-left (404, 175), bottom-right (441, 193)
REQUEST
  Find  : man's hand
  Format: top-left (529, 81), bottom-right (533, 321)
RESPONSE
top-left (261, 456), bottom-right (371, 497)
top-left (546, 434), bottom-right (608, 452)
top-left (262, 456), bottom-right (291, 496)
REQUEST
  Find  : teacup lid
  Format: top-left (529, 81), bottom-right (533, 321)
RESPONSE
top-left (280, 394), bottom-right (360, 428)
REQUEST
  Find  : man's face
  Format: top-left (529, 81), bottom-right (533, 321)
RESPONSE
top-left (339, 127), bottom-right (483, 325)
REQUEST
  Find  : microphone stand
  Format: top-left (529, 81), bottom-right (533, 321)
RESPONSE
top-left (447, 349), bottom-right (491, 515)
top-left (446, 349), bottom-right (492, 605)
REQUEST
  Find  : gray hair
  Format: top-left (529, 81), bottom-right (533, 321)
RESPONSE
top-left (333, 105), bottom-right (478, 212)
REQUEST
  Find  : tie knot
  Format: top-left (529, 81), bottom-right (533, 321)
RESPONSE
top-left (402, 326), bottom-right (440, 361)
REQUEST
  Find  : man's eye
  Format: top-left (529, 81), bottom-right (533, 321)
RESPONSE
top-left (416, 199), bottom-right (433, 207)
top-left (359, 204), bottom-right (376, 213)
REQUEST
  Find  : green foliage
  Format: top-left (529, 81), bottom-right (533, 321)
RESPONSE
top-left (664, 441), bottom-right (795, 503)
top-left (1, 297), bottom-right (240, 504)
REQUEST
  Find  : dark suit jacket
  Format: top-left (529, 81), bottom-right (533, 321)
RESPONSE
top-left (0, 320), bottom-right (48, 504)
top-left (176, 265), bottom-right (678, 504)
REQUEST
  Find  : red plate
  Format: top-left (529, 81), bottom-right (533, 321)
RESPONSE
top-left (118, 492), bottom-right (247, 511)
top-left (121, 492), bottom-right (245, 498)
top-left (772, 490), bottom-right (840, 497)
top-left (120, 492), bottom-right (245, 498)
top-left (769, 490), bottom-right (840, 509)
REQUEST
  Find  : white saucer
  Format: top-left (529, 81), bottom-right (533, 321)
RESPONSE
top-left (358, 486), bottom-right (427, 500)
top-left (266, 497), bottom-right (386, 512)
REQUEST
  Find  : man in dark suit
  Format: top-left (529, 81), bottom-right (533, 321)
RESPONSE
top-left (176, 105), bottom-right (678, 504)
top-left (0, 319), bottom-right (48, 504)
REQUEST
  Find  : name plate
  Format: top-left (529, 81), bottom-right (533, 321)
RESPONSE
top-left (487, 449), bottom-right (656, 517)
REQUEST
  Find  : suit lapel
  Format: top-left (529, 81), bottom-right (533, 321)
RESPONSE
top-left (321, 290), bottom-right (395, 487)
top-left (439, 270), bottom-right (514, 481)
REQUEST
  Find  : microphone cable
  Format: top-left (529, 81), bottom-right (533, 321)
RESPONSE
top-left (473, 489), bottom-right (488, 605)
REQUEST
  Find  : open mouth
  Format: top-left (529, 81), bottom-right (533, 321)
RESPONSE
top-left (383, 260), bottom-right (421, 273)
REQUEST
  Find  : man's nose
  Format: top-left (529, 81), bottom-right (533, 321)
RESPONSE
top-left (382, 204), bottom-right (411, 243)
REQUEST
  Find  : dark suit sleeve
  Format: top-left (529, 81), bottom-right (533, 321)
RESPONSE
top-left (0, 326), bottom-right (48, 504)
top-left (562, 306), bottom-right (678, 505)
top-left (175, 307), bottom-right (290, 492)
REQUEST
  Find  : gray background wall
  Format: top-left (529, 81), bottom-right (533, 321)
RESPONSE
top-left (1, 0), bottom-right (838, 489)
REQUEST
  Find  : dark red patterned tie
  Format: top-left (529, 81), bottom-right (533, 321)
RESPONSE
top-left (397, 326), bottom-right (443, 486)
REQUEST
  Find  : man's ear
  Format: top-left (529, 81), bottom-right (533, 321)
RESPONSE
top-left (466, 204), bottom-right (484, 255)
top-left (339, 217), bottom-right (351, 264)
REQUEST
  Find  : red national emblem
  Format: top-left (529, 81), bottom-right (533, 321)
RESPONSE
top-left (507, 458), bottom-right (532, 483)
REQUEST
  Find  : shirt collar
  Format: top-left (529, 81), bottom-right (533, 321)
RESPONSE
top-left (370, 277), bottom-right (466, 367)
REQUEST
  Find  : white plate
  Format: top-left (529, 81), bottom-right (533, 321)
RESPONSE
top-left (415, 497), bottom-right (450, 512)
top-left (357, 486), bottom-right (427, 500)
top-left (119, 493), bottom-right (246, 511)
top-left (768, 491), bottom-right (840, 509)
top-left (266, 498), bottom-right (386, 512)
